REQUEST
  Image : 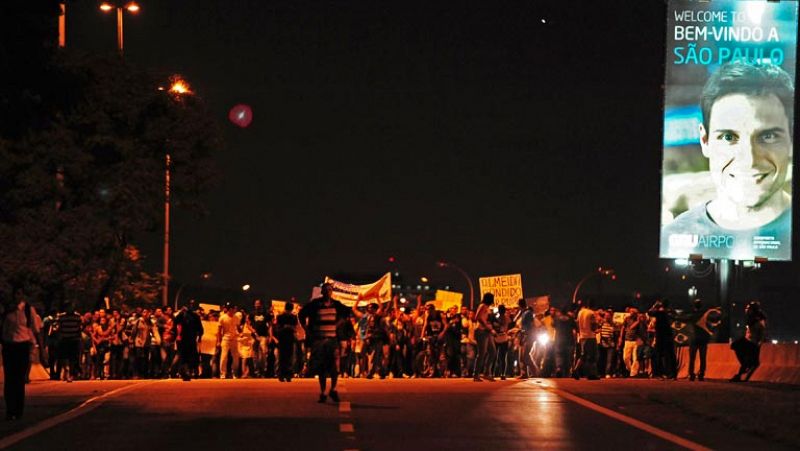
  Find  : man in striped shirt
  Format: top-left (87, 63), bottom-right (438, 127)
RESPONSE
top-left (299, 283), bottom-right (350, 403)
top-left (56, 302), bottom-right (82, 382)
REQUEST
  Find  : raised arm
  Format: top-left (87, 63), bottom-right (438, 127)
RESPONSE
top-left (352, 296), bottom-right (365, 319)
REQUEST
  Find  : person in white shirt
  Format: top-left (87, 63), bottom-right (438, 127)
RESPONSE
top-left (217, 304), bottom-right (242, 379)
top-left (1, 292), bottom-right (42, 420)
top-left (572, 299), bottom-right (600, 380)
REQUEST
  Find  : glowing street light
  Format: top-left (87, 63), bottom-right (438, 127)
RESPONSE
top-left (169, 78), bottom-right (192, 96)
top-left (242, 284), bottom-right (251, 292)
top-left (99, 2), bottom-right (141, 56)
top-left (160, 75), bottom-right (193, 306)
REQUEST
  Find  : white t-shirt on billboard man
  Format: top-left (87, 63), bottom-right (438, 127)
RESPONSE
top-left (662, 62), bottom-right (793, 261)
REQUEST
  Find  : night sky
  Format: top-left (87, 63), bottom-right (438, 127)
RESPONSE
top-left (62, 1), bottom-right (799, 330)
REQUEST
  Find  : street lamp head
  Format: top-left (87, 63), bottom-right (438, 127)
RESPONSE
top-left (100, 3), bottom-right (114, 12)
top-left (125, 2), bottom-right (140, 13)
top-left (436, 261), bottom-right (448, 268)
top-left (169, 76), bottom-right (192, 96)
top-left (242, 284), bottom-right (251, 291)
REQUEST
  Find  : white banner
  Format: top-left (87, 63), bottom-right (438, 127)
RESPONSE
top-left (323, 272), bottom-right (392, 307)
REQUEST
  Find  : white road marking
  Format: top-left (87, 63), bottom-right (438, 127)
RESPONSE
top-left (340, 423), bottom-right (355, 433)
top-left (339, 401), bottom-right (351, 413)
top-left (540, 383), bottom-right (712, 451)
top-left (0, 381), bottom-right (158, 449)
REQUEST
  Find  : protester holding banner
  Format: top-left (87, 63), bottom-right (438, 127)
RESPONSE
top-left (352, 295), bottom-right (389, 379)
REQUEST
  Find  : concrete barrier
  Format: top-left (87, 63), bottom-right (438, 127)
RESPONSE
top-left (678, 343), bottom-right (800, 384)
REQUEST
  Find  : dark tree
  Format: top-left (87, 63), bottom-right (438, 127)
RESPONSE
top-left (0, 5), bottom-right (222, 310)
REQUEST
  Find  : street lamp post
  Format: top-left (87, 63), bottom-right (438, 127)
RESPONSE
top-left (99, 2), bottom-right (140, 56)
top-left (161, 76), bottom-right (193, 307)
top-left (437, 261), bottom-right (475, 311)
top-left (572, 267), bottom-right (616, 306)
top-left (162, 152), bottom-right (171, 307)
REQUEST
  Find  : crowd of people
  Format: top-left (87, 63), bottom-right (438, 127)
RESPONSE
top-left (0, 284), bottom-right (772, 417)
top-left (23, 289), bottom-right (766, 387)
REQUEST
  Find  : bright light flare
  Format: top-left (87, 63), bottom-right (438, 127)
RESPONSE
top-left (169, 77), bottom-right (192, 95)
top-left (242, 284), bottom-right (251, 291)
top-left (126, 2), bottom-right (140, 13)
top-left (100, 3), bottom-right (113, 12)
top-left (537, 333), bottom-right (550, 346)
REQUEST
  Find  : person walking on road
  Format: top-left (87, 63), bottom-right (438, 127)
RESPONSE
top-left (217, 303), bottom-right (241, 379)
top-left (513, 298), bottom-right (535, 379)
top-left (731, 301), bottom-right (767, 382)
top-left (56, 302), bottom-right (82, 382)
top-left (472, 293), bottom-right (496, 382)
top-left (1, 291), bottom-right (42, 420)
top-left (299, 283), bottom-right (351, 403)
top-left (620, 307), bottom-right (644, 377)
top-left (250, 299), bottom-right (273, 378)
top-left (173, 303), bottom-right (204, 381)
top-left (276, 302), bottom-right (298, 382)
top-left (649, 299), bottom-right (677, 379)
top-left (572, 299), bottom-right (600, 380)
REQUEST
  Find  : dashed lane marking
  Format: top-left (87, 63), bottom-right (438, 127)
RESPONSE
top-left (339, 401), bottom-right (351, 413)
top-left (0, 380), bottom-right (158, 449)
top-left (340, 423), bottom-right (355, 433)
top-left (540, 383), bottom-right (712, 451)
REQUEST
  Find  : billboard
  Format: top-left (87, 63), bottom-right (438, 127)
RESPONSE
top-left (660, 0), bottom-right (797, 261)
top-left (479, 274), bottom-right (523, 307)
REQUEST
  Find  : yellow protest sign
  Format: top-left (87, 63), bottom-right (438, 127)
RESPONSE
top-left (198, 303), bottom-right (221, 314)
top-left (271, 300), bottom-right (286, 313)
top-left (435, 290), bottom-right (463, 311)
top-left (479, 274), bottom-right (523, 308)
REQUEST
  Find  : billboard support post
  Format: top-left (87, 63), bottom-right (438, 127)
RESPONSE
top-left (716, 259), bottom-right (732, 343)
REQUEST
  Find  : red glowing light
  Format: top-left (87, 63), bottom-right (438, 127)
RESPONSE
top-left (228, 104), bottom-right (253, 128)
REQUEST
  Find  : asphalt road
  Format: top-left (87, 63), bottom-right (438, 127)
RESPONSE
top-left (0, 378), bottom-right (793, 450)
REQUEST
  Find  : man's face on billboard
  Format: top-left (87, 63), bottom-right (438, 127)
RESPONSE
top-left (700, 93), bottom-right (792, 209)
